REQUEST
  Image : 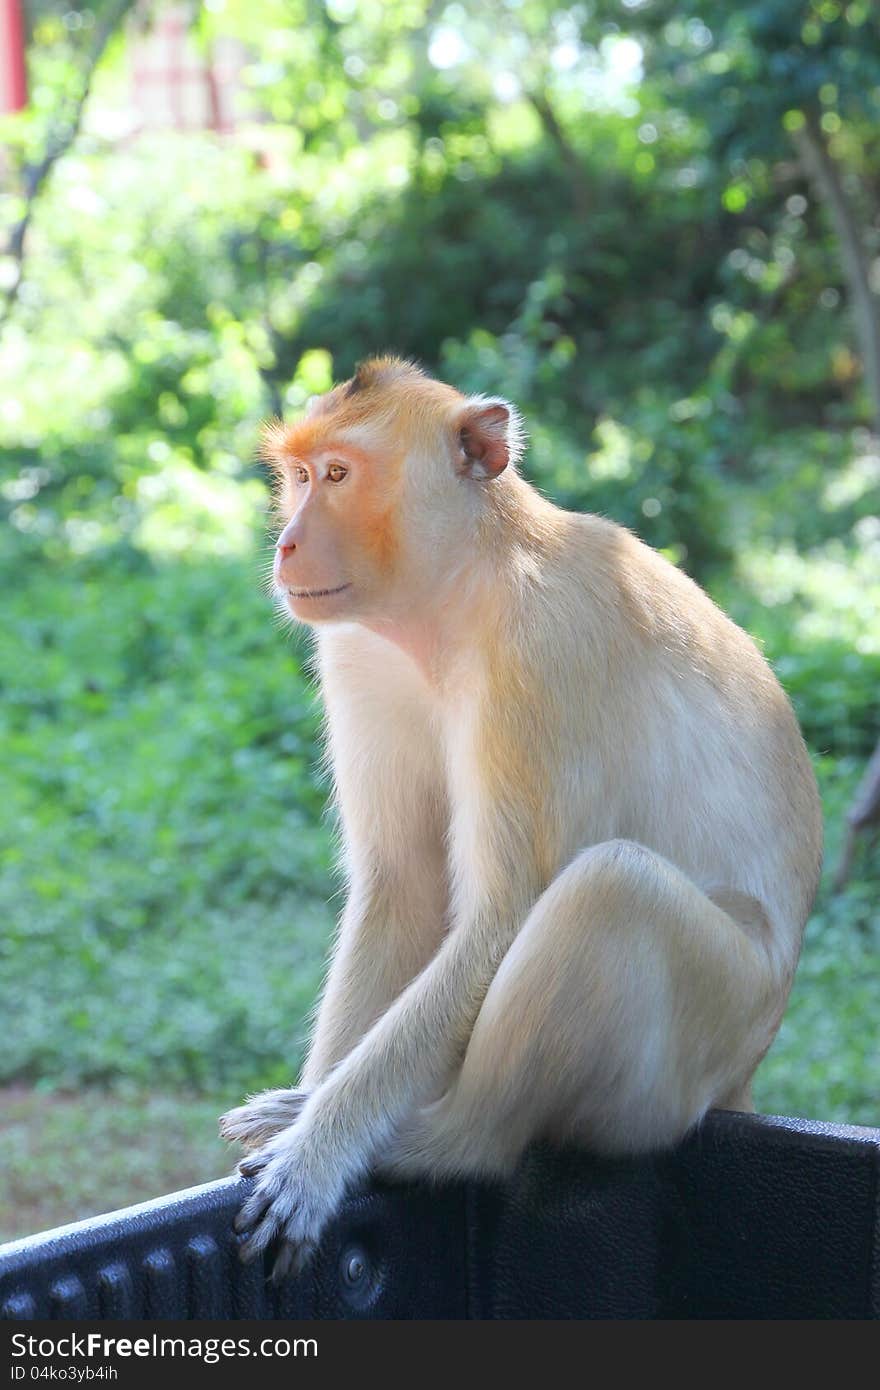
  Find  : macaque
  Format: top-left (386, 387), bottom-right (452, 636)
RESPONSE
top-left (220, 356), bottom-right (823, 1278)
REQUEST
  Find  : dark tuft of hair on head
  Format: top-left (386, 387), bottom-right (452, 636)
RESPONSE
top-left (345, 355), bottom-right (426, 398)
top-left (345, 364), bottom-right (369, 397)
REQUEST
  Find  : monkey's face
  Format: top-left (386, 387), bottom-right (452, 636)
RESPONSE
top-left (269, 434), bottom-right (403, 625)
top-left (261, 357), bottom-right (523, 629)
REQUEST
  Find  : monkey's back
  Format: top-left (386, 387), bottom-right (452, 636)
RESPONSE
top-left (515, 509), bottom-right (822, 969)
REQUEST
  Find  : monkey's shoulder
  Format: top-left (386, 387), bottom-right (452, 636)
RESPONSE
top-left (541, 514), bottom-right (734, 639)
top-left (515, 510), bottom-right (787, 726)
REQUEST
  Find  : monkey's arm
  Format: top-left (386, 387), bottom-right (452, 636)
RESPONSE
top-left (220, 627), bottom-right (449, 1155)
top-left (302, 628), bottom-right (451, 1083)
top-left (219, 863), bottom-right (447, 1153)
top-left (309, 894), bottom-right (515, 1108)
top-left (233, 685), bottom-right (545, 1274)
top-left (300, 855), bottom-right (448, 1087)
top-left (294, 731), bottom-right (541, 1155)
top-left (234, 867), bottom-right (533, 1277)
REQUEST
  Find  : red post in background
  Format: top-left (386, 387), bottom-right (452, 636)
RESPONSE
top-left (0, 0), bottom-right (27, 114)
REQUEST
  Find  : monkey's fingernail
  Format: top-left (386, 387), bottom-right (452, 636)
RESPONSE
top-left (234, 1202), bottom-right (262, 1233)
top-left (238, 1216), bottom-right (276, 1261)
top-left (291, 1241), bottom-right (316, 1278)
top-left (271, 1247), bottom-right (294, 1282)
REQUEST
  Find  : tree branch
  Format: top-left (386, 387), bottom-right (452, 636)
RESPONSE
top-left (0, 0), bottom-right (137, 332)
top-left (792, 109), bottom-right (880, 435)
top-left (833, 736), bottom-right (880, 892)
top-left (526, 88), bottom-right (591, 224)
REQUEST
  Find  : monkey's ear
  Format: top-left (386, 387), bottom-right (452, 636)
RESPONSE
top-left (456, 396), bottom-right (525, 480)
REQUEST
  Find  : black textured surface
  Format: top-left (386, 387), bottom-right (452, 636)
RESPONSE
top-left (0, 1177), bottom-right (466, 1321)
top-left (1, 1111), bottom-right (877, 1320)
top-left (468, 1111), bottom-right (880, 1318)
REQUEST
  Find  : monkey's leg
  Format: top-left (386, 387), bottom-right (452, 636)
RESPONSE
top-left (379, 839), bottom-right (780, 1181)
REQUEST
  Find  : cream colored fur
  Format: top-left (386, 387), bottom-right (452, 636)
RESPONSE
top-left (221, 367), bottom-right (822, 1275)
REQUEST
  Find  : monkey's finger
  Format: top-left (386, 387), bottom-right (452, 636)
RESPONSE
top-left (269, 1241), bottom-right (296, 1282)
top-left (218, 1109), bottom-right (248, 1142)
top-left (271, 1237), bottom-right (316, 1283)
top-left (239, 1211), bottom-right (281, 1264)
top-left (220, 1090), bottom-right (310, 1148)
top-left (222, 1117), bottom-right (275, 1151)
top-left (233, 1189), bottom-right (273, 1235)
top-left (238, 1152), bottom-right (270, 1178)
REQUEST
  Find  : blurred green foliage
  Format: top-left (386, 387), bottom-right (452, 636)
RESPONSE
top-left (0, 0), bottom-right (877, 1130)
top-left (0, 556), bottom-right (332, 1088)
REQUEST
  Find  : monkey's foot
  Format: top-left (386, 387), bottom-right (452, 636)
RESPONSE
top-left (375, 1104), bottom-right (457, 1181)
top-left (376, 1098), bottom-right (518, 1183)
top-left (219, 1088), bottom-right (310, 1156)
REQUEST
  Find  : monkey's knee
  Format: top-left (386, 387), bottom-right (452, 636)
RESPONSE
top-left (545, 838), bottom-right (671, 917)
top-left (453, 842), bottom-right (764, 1156)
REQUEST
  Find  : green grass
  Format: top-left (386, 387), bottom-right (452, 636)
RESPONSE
top-left (0, 1087), bottom-right (235, 1243)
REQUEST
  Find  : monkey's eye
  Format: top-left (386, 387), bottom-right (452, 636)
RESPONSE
top-left (326, 462), bottom-right (349, 483)
top-left (294, 466), bottom-right (309, 485)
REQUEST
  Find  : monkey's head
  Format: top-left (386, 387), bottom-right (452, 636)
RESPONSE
top-left (262, 356), bottom-right (525, 627)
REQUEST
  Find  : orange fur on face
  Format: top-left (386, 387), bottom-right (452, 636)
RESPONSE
top-left (360, 498), bottom-right (399, 576)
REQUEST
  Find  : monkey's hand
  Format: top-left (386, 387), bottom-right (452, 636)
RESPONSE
top-left (218, 1088), bottom-right (310, 1155)
top-left (232, 1103), bottom-right (366, 1280)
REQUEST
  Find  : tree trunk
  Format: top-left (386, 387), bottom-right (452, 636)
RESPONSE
top-left (527, 89), bottom-right (591, 224)
top-left (833, 737), bottom-right (880, 891)
top-left (792, 111), bottom-right (880, 434)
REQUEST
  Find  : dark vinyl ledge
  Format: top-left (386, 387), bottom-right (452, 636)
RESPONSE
top-left (1, 1110), bottom-right (878, 1320)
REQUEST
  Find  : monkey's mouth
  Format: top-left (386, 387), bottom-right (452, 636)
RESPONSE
top-left (286, 584), bottom-right (352, 600)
